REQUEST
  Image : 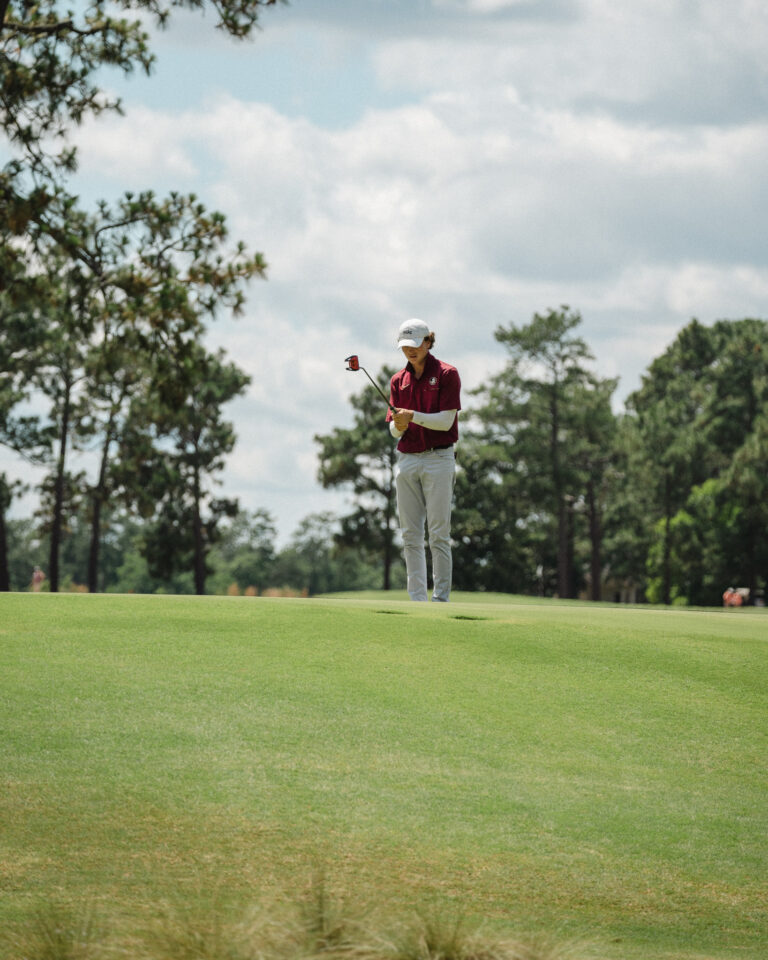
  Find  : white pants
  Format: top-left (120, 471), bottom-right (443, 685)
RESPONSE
top-left (395, 447), bottom-right (456, 602)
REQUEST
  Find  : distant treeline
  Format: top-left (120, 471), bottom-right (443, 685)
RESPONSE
top-left (315, 307), bottom-right (768, 607)
top-left (1, 0), bottom-right (275, 593)
top-left (5, 307), bottom-right (765, 606)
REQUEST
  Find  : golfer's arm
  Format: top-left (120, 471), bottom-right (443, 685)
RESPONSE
top-left (390, 409), bottom-right (457, 438)
top-left (411, 409), bottom-right (457, 431)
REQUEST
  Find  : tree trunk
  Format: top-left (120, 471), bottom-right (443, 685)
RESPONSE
top-left (49, 383), bottom-right (71, 593)
top-left (566, 499), bottom-right (578, 599)
top-left (87, 493), bottom-right (103, 594)
top-left (662, 475), bottom-right (672, 605)
top-left (550, 384), bottom-right (571, 598)
top-left (383, 479), bottom-right (394, 591)
top-left (586, 476), bottom-right (602, 601)
top-left (557, 499), bottom-right (569, 598)
top-left (88, 410), bottom-right (118, 593)
top-left (0, 500), bottom-right (9, 592)
top-left (0, 0), bottom-right (13, 29)
top-left (744, 506), bottom-right (758, 604)
top-left (383, 538), bottom-right (392, 591)
top-left (192, 464), bottom-right (206, 595)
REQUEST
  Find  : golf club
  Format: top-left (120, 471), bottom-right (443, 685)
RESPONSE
top-left (345, 355), bottom-right (396, 412)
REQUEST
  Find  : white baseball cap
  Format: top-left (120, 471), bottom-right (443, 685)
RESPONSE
top-left (397, 318), bottom-right (430, 348)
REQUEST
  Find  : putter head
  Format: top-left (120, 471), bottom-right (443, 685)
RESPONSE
top-left (345, 355), bottom-right (360, 371)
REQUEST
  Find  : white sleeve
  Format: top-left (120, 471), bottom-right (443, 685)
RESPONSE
top-left (390, 420), bottom-right (405, 439)
top-left (411, 409), bottom-right (457, 431)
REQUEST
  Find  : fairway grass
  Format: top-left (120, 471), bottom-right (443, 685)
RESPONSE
top-left (1, 593), bottom-right (766, 960)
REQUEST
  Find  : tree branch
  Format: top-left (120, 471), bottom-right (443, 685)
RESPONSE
top-left (3, 17), bottom-right (123, 38)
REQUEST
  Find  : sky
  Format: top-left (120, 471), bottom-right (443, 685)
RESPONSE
top-left (5, 0), bottom-right (768, 544)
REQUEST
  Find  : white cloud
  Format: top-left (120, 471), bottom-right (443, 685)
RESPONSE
top-left (665, 262), bottom-right (768, 318)
top-left (73, 104), bottom-right (199, 184)
top-left (62, 65), bottom-right (768, 529)
top-left (434, 0), bottom-right (548, 11)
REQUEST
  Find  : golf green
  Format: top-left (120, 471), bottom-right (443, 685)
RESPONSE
top-left (1, 592), bottom-right (766, 959)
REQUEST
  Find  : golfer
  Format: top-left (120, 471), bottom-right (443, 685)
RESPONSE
top-left (387, 319), bottom-right (461, 602)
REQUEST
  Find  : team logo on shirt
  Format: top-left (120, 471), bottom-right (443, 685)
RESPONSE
top-left (429, 376), bottom-right (438, 385)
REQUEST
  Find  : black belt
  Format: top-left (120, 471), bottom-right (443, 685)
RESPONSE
top-left (417, 443), bottom-right (453, 453)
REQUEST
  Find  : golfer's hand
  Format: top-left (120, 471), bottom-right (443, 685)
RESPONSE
top-left (393, 408), bottom-right (414, 431)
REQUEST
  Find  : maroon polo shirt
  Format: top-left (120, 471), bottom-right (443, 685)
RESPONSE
top-left (387, 353), bottom-right (461, 453)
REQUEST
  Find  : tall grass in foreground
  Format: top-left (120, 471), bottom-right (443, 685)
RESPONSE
top-left (1, 592), bottom-right (766, 960)
top-left (1, 881), bottom-right (582, 960)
